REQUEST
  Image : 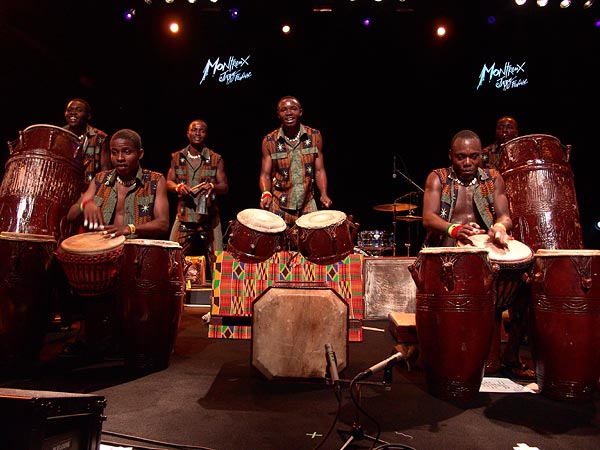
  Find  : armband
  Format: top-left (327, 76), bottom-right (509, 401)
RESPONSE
top-left (79, 199), bottom-right (93, 213)
top-left (127, 224), bottom-right (136, 235)
top-left (494, 222), bottom-right (507, 232)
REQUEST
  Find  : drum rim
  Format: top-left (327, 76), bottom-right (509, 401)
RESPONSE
top-left (124, 238), bottom-right (182, 248)
top-left (0, 231), bottom-right (56, 242)
top-left (237, 208), bottom-right (287, 233)
top-left (23, 123), bottom-right (81, 140)
top-left (535, 249), bottom-right (600, 256)
top-left (59, 232), bottom-right (126, 254)
top-left (295, 210), bottom-right (347, 229)
top-left (420, 246), bottom-right (489, 254)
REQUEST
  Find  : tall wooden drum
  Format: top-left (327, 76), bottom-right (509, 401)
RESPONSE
top-left (408, 247), bottom-right (495, 402)
top-left (529, 249), bottom-right (600, 402)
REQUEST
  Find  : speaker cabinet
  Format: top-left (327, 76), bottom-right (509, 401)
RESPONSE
top-left (363, 257), bottom-right (417, 319)
top-left (0, 389), bottom-right (106, 450)
top-left (251, 283), bottom-right (348, 380)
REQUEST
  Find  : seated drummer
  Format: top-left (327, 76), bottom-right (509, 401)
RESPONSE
top-left (421, 129), bottom-right (512, 248)
top-left (66, 128), bottom-right (169, 238)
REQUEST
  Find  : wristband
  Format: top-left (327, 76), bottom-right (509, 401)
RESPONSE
top-left (209, 182), bottom-right (215, 190)
top-left (79, 199), bottom-right (93, 213)
top-left (176, 183), bottom-right (184, 194)
top-left (127, 224), bottom-right (136, 235)
top-left (446, 223), bottom-right (463, 239)
top-left (494, 222), bottom-right (506, 232)
top-left (261, 191), bottom-right (272, 200)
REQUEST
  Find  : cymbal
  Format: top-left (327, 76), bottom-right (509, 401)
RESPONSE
top-left (373, 203), bottom-right (418, 212)
top-left (396, 215), bottom-right (422, 222)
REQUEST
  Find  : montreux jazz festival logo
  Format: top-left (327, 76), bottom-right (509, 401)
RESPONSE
top-left (199, 55), bottom-right (252, 86)
top-left (476, 61), bottom-right (528, 91)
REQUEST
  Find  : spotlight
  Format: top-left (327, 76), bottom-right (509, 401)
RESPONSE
top-left (584, 0), bottom-right (594, 8)
top-left (537, 0), bottom-right (548, 6)
top-left (123, 8), bottom-right (135, 21)
top-left (362, 17), bottom-right (371, 27)
top-left (487, 15), bottom-right (496, 24)
top-left (596, 18), bottom-right (600, 27)
top-left (188, 0), bottom-right (197, 3)
top-left (560, 0), bottom-right (571, 7)
top-left (144, 0), bottom-right (152, 4)
top-left (229, 8), bottom-right (240, 19)
top-left (515, 0), bottom-right (527, 5)
top-left (282, 24), bottom-right (291, 34)
top-left (165, 0), bottom-right (174, 4)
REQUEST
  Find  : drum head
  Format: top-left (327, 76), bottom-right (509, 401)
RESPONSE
top-left (296, 210), bottom-right (347, 229)
top-left (124, 239), bottom-right (182, 248)
top-left (23, 123), bottom-right (81, 141)
top-left (458, 233), bottom-right (533, 263)
top-left (60, 232), bottom-right (125, 254)
top-left (237, 209), bottom-right (287, 233)
top-left (0, 231), bottom-right (56, 243)
top-left (420, 246), bottom-right (488, 255)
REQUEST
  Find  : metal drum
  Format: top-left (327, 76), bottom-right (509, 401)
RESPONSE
top-left (498, 134), bottom-right (583, 251)
top-left (0, 124), bottom-right (84, 238)
top-left (528, 249), bottom-right (600, 402)
top-left (408, 246), bottom-right (495, 402)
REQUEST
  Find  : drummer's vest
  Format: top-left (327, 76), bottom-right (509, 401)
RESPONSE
top-left (65, 124), bottom-right (108, 186)
top-left (424, 167), bottom-right (498, 247)
top-left (170, 146), bottom-right (220, 223)
top-left (92, 169), bottom-right (161, 231)
top-left (264, 126), bottom-right (320, 209)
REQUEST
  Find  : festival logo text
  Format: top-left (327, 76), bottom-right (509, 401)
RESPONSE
top-left (199, 55), bottom-right (252, 86)
top-left (476, 61), bottom-right (528, 91)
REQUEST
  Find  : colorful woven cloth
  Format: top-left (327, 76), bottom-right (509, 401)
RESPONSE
top-left (208, 251), bottom-right (364, 341)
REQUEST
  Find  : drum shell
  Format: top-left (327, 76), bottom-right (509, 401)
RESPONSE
top-left (296, 219), bottom-right (354, 265)
top-left (0, 125), bottom-right (84, 238)
top-left (116, 240), bottom-right (186, 372)
top-left (498, 134), bottom-right (583, 251)
top-left (227, 220), bottom-right (287, 264)
top-left (408, 248), bottom-right (495, 402)
top-left (0, 233), bottom-right (56, 369)
top-left (529, 250), bottom-right (600, 402)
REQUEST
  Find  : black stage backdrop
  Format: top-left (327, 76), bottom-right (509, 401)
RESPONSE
top-left (1, 0), bottom-right (598, 249)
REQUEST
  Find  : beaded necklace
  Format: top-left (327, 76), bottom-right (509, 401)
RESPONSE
top-left (116, 176), bottom-right (136, 187)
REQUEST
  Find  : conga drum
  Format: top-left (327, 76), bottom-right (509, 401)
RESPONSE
top-left (227, 209), bottom-right (288, 263)
top-left (56, 232), bottom-right (126, 297)
top-left (528, 249), bottom-right (600, 402)
top-left (116, 239), bottom-right (186, 372)
top-left (458, 234), bottom-right (534, 374)
top-left (0, 232), bottom-right (56, 370)
top-left (498, 134), bottom-right (583, 251)
top-left (294, 210), bottom-right (354, 265)
top-left (0, 124), bottom-right (85, 238)
top-left (408, 247), bottom-right (495, 402)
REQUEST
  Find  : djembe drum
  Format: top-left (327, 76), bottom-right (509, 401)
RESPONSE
top-left (459, 234), bottom-right (534, 374)
top-left (528, 249), bottom-right (600, 402)
top-left (0, 232), bottom-right (56, 370)
top-left (0, 124), bottom-right (84, 238)
top-left (294, 210), bottom-right (355, 265)
top-left (227, 208), bottom-right (288, 263)
top-left (408, 246), bottom-right (495, 402)
top-left (116, 239), bottom-right (186, 372)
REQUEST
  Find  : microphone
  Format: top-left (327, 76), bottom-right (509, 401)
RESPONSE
top-left (355, 351), bottom-right (405, 382)
top-left (392, 155), bottom-right (397, 179)
top-left (325, 343), bottom-right (340, 386)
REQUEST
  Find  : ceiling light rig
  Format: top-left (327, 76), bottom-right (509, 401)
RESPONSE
top-left (514, 0), bottom-right (595, 7)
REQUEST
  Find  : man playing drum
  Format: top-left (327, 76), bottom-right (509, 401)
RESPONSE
top-left (259, 96), bottom-right (333, 226)
top-left (481, 115), bottom-right (518, 170)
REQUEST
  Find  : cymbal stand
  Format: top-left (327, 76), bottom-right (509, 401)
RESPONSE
top-left (392, 200), bottom-right (398, 256)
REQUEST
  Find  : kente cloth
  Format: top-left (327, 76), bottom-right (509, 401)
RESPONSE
top-left (208, 251), bottom-right (364, 342)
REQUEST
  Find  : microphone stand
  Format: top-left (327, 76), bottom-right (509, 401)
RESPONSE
top-left (392, 168), bottom-right (424, 193)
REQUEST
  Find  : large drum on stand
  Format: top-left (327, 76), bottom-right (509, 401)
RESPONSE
top-left (408, 247), bottom-right (495, 402)
top-left (0, 124), bottom-right (85, 238)
top-left (0, 232), bottom-right (57, 371)
top-left (498, 134), bottom-right (583, 251)
top-left (528, 249), bottom-right (600, 402)
top-left (227, 209), bottom-right (288, 263)
top-left (116, 239), bottom-right (186, 372)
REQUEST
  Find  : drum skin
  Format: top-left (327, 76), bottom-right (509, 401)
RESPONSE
top-left (498, 134), bottom-right (583, 251)
top-left (116, 239), bottom-right (186, 372)
top-left (408, 247), bottom-right (495, 402)
top-left (0, 125), bottom-right (84, 238)
top-left (0, 232), bottom-right (56, 370)
top-left (528, 249), bottom-right (600, 402)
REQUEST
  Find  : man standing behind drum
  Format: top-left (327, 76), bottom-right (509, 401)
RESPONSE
top-left (259, 96), bottom-right (332, 226)
top-left (481, 116), bottom-right (518, 169)
top-left (63, 98), bottom-right (111, 187)
top-left (166, 119), bottom-right (229, 279)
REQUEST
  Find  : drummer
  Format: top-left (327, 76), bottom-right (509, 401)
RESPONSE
top-left (259, 95), bottom-right (333, 226)
top-left (481, 115), bottom-right (519, 169)
top-left (422, 129), bottom-right (512, 250)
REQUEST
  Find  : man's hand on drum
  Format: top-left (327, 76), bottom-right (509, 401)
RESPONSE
top-left (454, 222), bottom-right (485, 244)
top-left (320, 194), bottom-right (332, 209)
top-left (80, 200), bottom-right (105, 232)
top-left (100, 224), bottom-right (134, 239)
top-left (488, 222), bottom-right (513, 248)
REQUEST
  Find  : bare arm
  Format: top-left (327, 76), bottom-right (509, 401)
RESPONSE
top-left (488, 173), bottom-right (513, 245)
top-left (313, 133), bottom-right (332, 208)
top-left (259, 138), bottom-right (273, 209)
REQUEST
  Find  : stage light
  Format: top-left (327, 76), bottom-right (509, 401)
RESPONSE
top-left (230, 8), bottom-right (240, 19)
top-left (436, 25), bottom-right (447, 37)
top-left (144, 0), bottom-right (152, 4)
top-left (188, 0), bottom-right (197, 3)
top-left (595, 220), bottom-right (600, 231)
top-left (560, 0), bottom-right (571, 7)
top-left (583, 0), bottom-right (594, 8)
top-left (170, 22), bottom-right (180, 33)
top-left (165, 0), bottom-right (174, 3)
top-left (282, 24), bottom-right (291, 34)
top-left (537, 0), bottom-right (548, 6)
top-left (487, 15), bottom-right (496, 24)
top-left (362, 17), bottom-right (371, 27)
top-left (515, 0), bottom-right (527, 5)
top-left (123, 8), bottom-right (135, 21)
top-left (595, 18), bottom-right (600, 27)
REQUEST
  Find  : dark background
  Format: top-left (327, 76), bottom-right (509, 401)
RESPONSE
top-left (1, 0), bottom-right (598, 250)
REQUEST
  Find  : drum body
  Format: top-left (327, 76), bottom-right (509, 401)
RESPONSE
top-left (295, 210), bottom-right (354, 265)
top-left (117, 239), bottom-right (186, 372)
top-left (529, 249), bottom-right (600, 402)
top-left (0, 125), bottom-right (84, 238)
top-left (408, 247), bottom-right (495, 401)
top-left (56, 232), bottom-right (126, 297)
top-left (0, 232), bottom-right (56, 370)
top-left (357, 230), bottom-right (394, 253)
top-left (227, 209), bottom-right (288, 263)
top-left (498, 134), bottom-right (583, 251)
top-left (459, 234), bottom-right (534, 374)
